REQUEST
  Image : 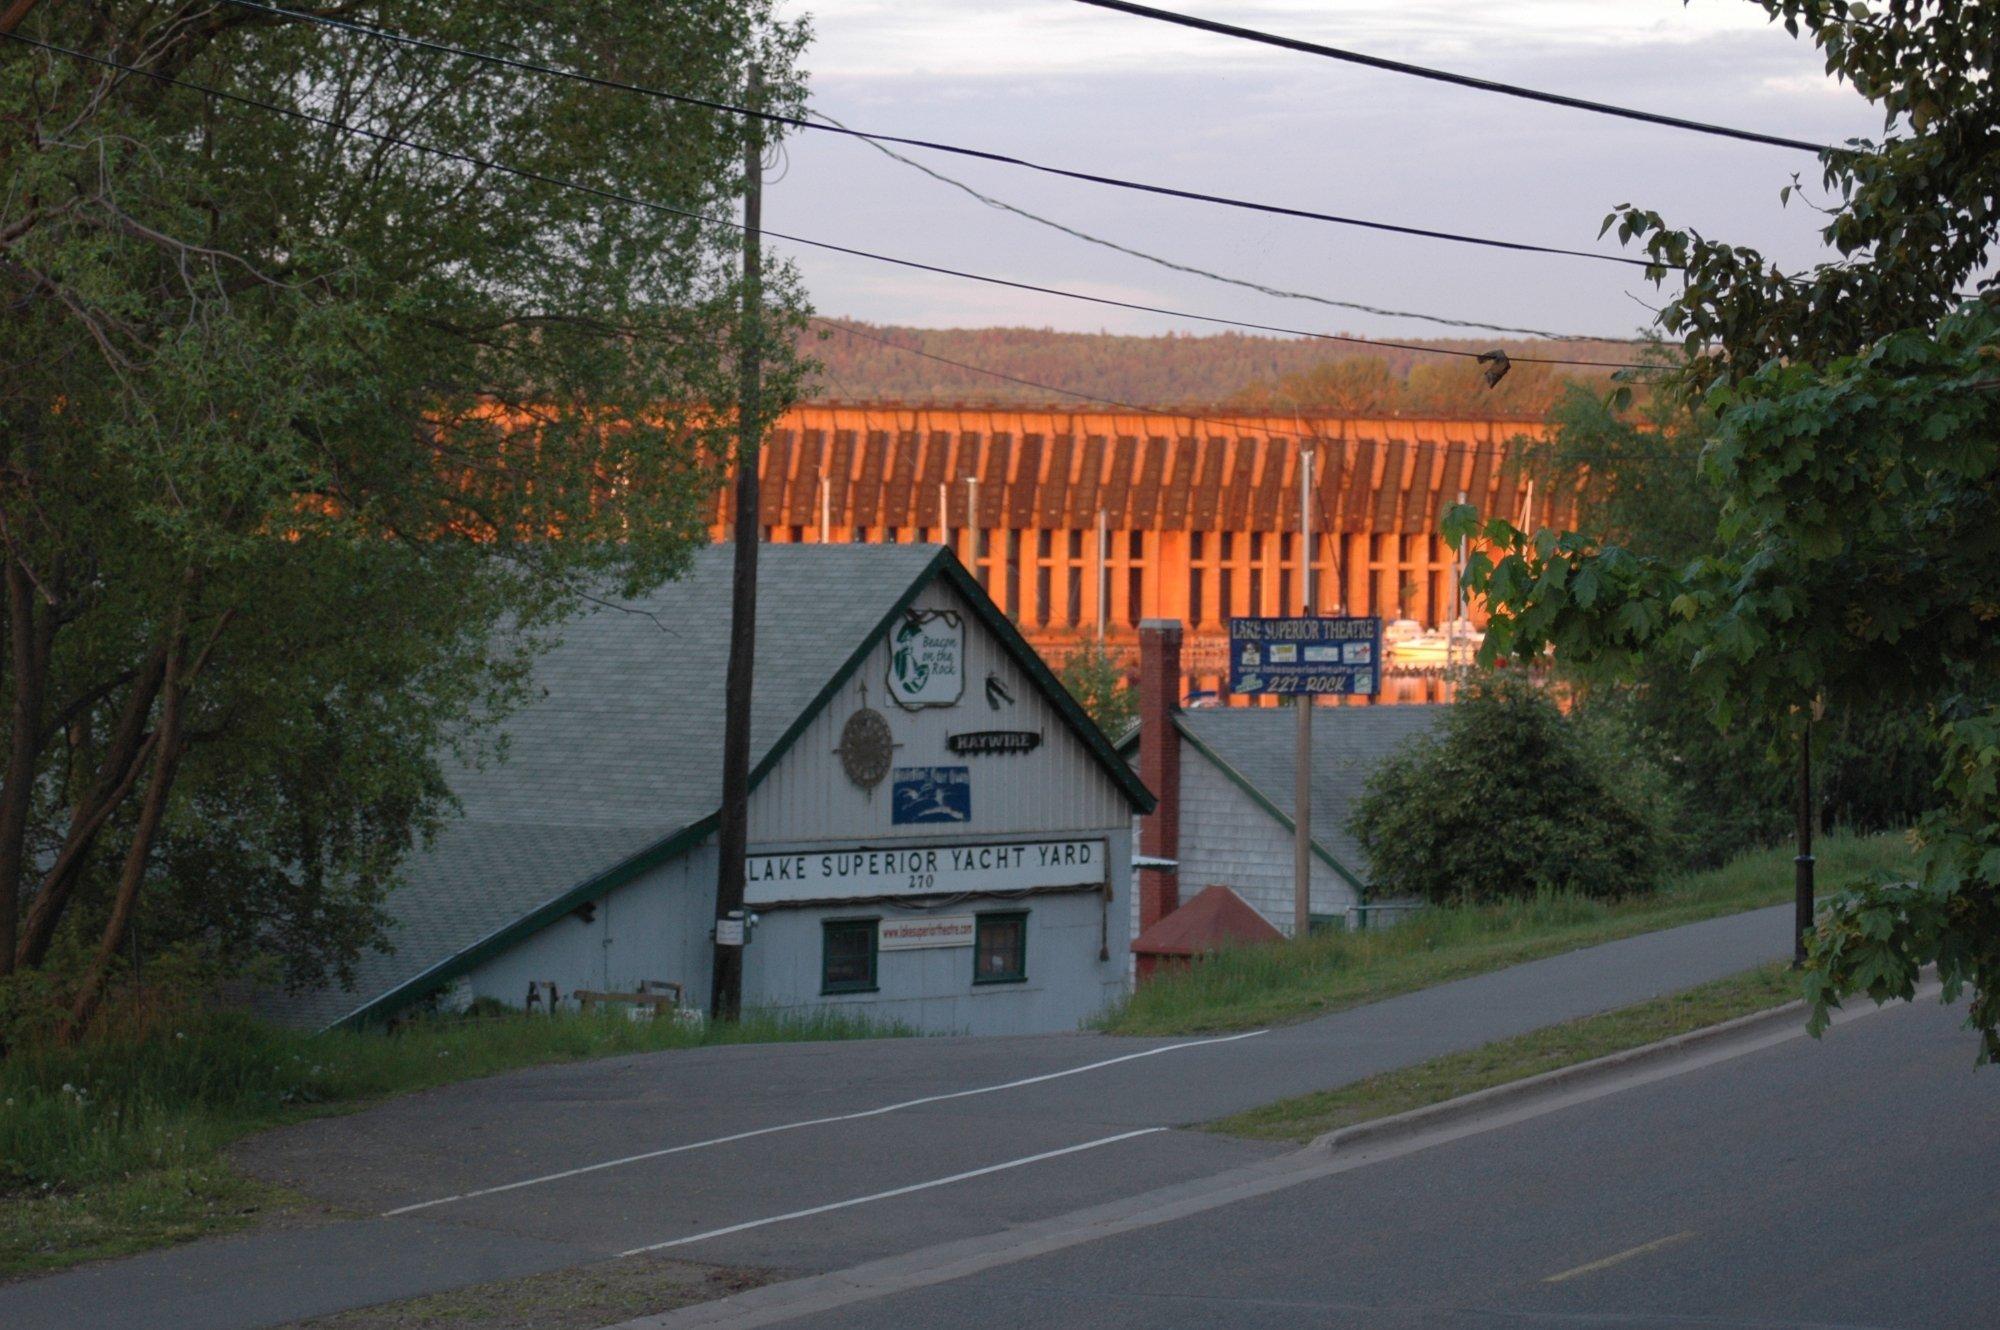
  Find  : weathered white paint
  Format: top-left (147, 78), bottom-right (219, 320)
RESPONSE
top-left (468, 844), bottom-right (717, 1010)
top-left (1130, 738), bottom-right (1360, 941)
top-left (461, 576), bottom-right (1137, 1037)
top-left (746, 840), bottom-right (1130, 1037)
top-left (748, 581), bottom-right (1130, 844)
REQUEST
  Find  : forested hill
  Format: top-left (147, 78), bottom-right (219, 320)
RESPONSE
top-left (797, 321), bottom-right (1643, 417)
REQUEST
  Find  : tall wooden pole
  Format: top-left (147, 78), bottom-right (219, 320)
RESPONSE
top-left (1096, 508), bottom-right (1108, 640)
top-left (0, 1), bottom-right (43, 35)
top-left (966, 476), bottom-right (980, 581)
top-left (1794, 719), bottom-right (1815, 967)
top-left (1293, 447), bottom-right (1314, 938)
top-left (711, 63), bottom-right (763, 1022)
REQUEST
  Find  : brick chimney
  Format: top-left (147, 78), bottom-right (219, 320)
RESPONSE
top-left (1136, 619), bottom-right (1183, 935)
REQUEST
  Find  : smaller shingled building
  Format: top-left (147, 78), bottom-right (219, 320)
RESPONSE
top-left (270, 544), bottom-right (1152, 1036)
top-left (1120, 620), bottom-right (1445, 944)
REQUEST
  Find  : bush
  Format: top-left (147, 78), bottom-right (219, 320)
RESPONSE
top-left (1565, 663), bottom-right (1941, 869)
top-left (1057, 638), bottom-right (1134, 737)
top-left (1520, 384), bottom-right (1945, 867)
top-left (1351, 671), bottom-right (1682, 904)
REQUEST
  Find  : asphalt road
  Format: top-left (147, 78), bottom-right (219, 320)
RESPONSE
top-left (747, 995), bottom-right (1997, 1330)
top-left (3, 903), bottom-right (1848, 1330)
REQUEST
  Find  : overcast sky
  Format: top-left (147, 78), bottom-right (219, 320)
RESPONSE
top-left (763, 0), bottom-right (1882, 344)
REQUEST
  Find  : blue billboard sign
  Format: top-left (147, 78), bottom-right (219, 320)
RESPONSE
top-left (1228, 616), bottom-right (1382, 697)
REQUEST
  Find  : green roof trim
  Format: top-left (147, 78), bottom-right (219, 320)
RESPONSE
top-left (1140, 713), bottom-right (1368, 894)
top-left (329, 545), bottom-right (1150, 1030)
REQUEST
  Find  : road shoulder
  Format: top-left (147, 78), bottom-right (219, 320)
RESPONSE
top-left (1212, 961), bottom-right (1801, 1142)
top-left (604, 976), bottom-right (1926, 1330)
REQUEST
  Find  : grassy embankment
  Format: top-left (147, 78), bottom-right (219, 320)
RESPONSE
top-left (1103, 830), bottom-right (1910, 1037)
top-left (0, 1006), bottom-right (904, 1279)
top-left (1212, 961), bottom-right (1801, 1142)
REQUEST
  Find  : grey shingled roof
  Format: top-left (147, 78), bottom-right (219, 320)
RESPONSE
top-left (271, 542), bottom-right (943, 1030)
top-left (1174, 704), bottom-right (1448, 887)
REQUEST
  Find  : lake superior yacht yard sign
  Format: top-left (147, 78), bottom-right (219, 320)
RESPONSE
top-left (745, 838), bottom-right (1107, 904)
top-left (887, 608), bottom-right (964, 709)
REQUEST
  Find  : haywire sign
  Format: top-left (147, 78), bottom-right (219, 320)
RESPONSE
top-left (744, 838), bottom-right (1107, 904)
top-left (947, 730), bottom-right (1042, 756)
top-left (887, 609), bottom-right (964, 709)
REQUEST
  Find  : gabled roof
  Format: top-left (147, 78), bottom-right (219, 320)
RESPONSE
top-left (285, 543), bottom-right (1148, 1031)
top-left (1122, 704), bottom-right (1446, 892)
top-left (1131, 884), bottom-right (1283, 957)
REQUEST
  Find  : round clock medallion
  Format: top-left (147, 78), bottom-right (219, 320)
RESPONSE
top-left (835, 706), bottom-right (895, 790)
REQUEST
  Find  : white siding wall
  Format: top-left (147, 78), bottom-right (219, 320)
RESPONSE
top-left (749, 581), bottom-right (1129, 843)
top-left (1133, 744), bottom-right (1360, 940)
top-left (467, 846), bottom-right (717, 1009)
top-left (746, 827), bottom-right (1132, 1036)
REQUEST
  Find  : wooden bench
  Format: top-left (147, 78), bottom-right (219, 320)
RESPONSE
top-left (573, 982), bottom-right (685, 1015)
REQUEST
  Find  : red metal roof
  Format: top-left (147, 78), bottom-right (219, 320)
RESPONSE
top-left (1130, 884), bottom-right (1284, 958)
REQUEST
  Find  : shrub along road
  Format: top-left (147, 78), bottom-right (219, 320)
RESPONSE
top-left (0, 902), bottom-right (1832, 1330)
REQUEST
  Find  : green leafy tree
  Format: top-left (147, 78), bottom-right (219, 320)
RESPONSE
top-left (1525, 382), bottom-right (1940, 865)
top-left (1350, 671), bottom-right (1681, 905)
top-left (1057, 639), bottom-right (1135, 739)
top-left (1230, 357), bottom-right (1400, 416)
top-left (0, 2), bottom-right (810, 1033)
top-left (1227, 353), bottom-right (1587, 419)
top-left (1446, 3), bottom-right (2000, 1056)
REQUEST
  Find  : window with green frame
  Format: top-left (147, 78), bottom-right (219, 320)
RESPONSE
top-left (973, 911), bottom-right (1028, 984)
top-left (821, 918), bottom-right (878, 994)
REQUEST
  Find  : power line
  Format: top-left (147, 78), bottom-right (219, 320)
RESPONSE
top-left (807, 107), bottom-right (1634, 344)
top-left (806, 317), bottom-right (1668, 463)
top-left (206, 0), bottom-right (1664, 272)
top-left (4, 30), bottom-right (1658, 371)
top-left (1071, 0), bottom-right (1829, 154)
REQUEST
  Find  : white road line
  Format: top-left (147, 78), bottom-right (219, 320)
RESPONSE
top-left (381, 1030), bottom-right (1266, 1217)
top-left (617, 1128), bottom-right (1168, 1257)
top-left (1542, 1229), bottom-right (1696, 1283)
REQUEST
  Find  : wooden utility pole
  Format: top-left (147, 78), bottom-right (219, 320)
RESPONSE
top-left (0, 1), bottom-right (43, 35)
top-left (1292, 447), bottom-right (1314, 938)
top-left (1794, 719), bottom-right (1815, 966)
top-left (711, 64), bottom-right (764, 1022)
top-left (1095, 508), bottom-right (1108, 640)
top-left (966, 475), bottom-right (980, 578)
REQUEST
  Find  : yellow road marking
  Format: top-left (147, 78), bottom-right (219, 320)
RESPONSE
top-left (1543, 1230), bottom-right (1696, 1284)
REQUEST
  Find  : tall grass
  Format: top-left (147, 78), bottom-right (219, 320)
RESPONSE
top-left (1102, 830), bottom-right (1912, 1036)
top-left (0, 1005), bottom-right (903, 1275)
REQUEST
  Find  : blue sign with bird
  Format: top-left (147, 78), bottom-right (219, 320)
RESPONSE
top-left (892, 766), bottom-right (972, 824)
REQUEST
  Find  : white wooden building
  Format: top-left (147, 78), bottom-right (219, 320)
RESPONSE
top-left (269, 545), bottom-right (1152, 1036)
